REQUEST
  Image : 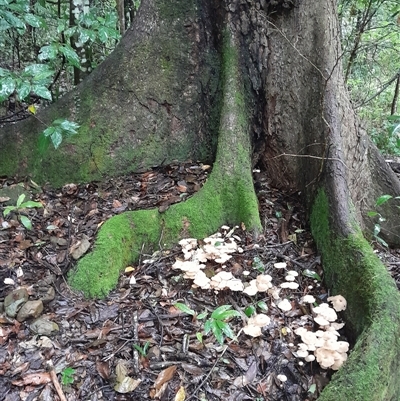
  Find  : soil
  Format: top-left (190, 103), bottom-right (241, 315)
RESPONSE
top-left (1, 163), bottom-right (399, 401)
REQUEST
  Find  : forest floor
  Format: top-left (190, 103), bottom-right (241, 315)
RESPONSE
top-left (1, 163), bottom-right (400, 401)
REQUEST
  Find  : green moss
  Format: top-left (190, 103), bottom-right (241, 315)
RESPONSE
top-left (69, 210), bottom-right (161, 298)
top-left (311, 189), bottom-right (400, 401)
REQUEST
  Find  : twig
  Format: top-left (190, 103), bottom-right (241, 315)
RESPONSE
top-left (47, 361), bottom-right (67, 401)
top-left (186, 346), bottom-right (228, 401)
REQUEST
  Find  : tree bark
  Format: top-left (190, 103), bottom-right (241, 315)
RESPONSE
top-left (1, 0), bottom-right (400, 399)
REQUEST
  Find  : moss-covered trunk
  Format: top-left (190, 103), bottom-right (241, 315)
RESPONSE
top-left (0, 0), bottom-right (219, 187)
top-left (1, 0), bottom-right (400, 399)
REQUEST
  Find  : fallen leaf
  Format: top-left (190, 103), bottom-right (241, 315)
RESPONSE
top-left (154, 365), bottom-right (177, 390)
top-left (12, 372), bottom-right (52, 386)
top-left (175, 386), bottom-right (186, 401)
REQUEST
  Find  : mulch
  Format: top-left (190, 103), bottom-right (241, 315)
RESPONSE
top-left (1, 162), bottom-right (399, 401)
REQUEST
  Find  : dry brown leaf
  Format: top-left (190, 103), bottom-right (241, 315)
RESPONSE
top-left (12, 372), bottom-right (52, 386)
top-left (154, 365), bottom-right (177, 390)
top-left (112, 199), bottom-right (122, 208)
top-left (96, 360), bottom-right (111, 380)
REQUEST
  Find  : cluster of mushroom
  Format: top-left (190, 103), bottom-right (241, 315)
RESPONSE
top-left (242, 313), bottom-right (271, 337)
top-left (172, 228), bottom-right (244, 291)
top-left (294, 295), bottom-right (349, 370)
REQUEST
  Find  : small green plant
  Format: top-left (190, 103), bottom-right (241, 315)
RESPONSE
top-left (133, 341), bottom-right (150, 357)
top-left (367, 194), bottom-right (400, 247)
top-left (204, 305), bottom-right (240, 345)
top-left (60, 367), bottom-right (75, 386)
top-left (3, 194), bottom-right (42, 230)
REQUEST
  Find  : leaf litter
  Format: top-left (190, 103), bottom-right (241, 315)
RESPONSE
top-left (0, 163), bottom-right (399, 400)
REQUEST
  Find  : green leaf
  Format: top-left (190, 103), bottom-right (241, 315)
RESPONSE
top-left (211, 305), bottom-right (234, 319)
top-left (59, 45), bottom-right (80, 68)
top-left (218, 321), bottom-right (237, 341)
top-left (215, 310), bottom-right (240, 321)
top-left (20, 215), bottom-right (32, 230)
top-left (20, 201), bottom-right (42, 209)
top-left (59, 119), bottom-right (79, 134)
top-left (31, 85), bottom-right (52, 100)
top-left (16, 194), bottom-right (26, 207)
top-left (257, 301), bottom-right (269, 312)
top-left (204, 319), bottom-right (213, 335)
top-left (367, 211), bottom-right (379, 217)
top-left (244, 305), bottom-right (256, 317)
top-left (211, 323), bottom-right (224, 345)
top-left (196, 332), bottom-right (203, 343)
top-left (376, 195), bottom-right (392, 206)
top-left (308, 384), bottom-right (317, 394)
top-left (42, 126), bottom-right (55, 137)
top-left (197, 311), bottom-right (208, 320)
top-left (17, 82), bottom-right (31, 100)
top-left (2, 10), bottom-right (25, 30)
top-left (50, 129), bottom-right (63, 149)
top-left (174, 303), bottom-right (195, 316)
top-left (302, 269), bottom-right (321, 281)
top-left (38, 44), bottom-right (58, 61)
top-left (24, 13), bottom-right (43, 28)
top-left (0, 77), bottom-right (16, 101)
top-left (3, 206), bottom-right (15, 217)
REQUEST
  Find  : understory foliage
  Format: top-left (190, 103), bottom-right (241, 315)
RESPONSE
top-left (339, 0), bottom-right (400, 154)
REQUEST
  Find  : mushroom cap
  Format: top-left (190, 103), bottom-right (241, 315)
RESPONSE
top-left (313, 304), bottom-right (337, 322)
top-left (256, 274), bottom-right (273, 291)
top-left (314, 315), bottom-right (330, 326)
top-left (327, 295), bottom-right (347, 311)
top-left (274, 262), bottom-right (287, 269)
top-left (278, 299), bottom-right (292, 312)
top-left (193, 271), bottom-right (211, 289)
top-left (280, 282), bottom-right (299, 289)
top-left (226, 279), bottom-right (244, 291)
top-left (249, 314), bottom-right (271, 327)
top-left (243, 324), bottom-right (262, 337)
top-left (300, 295), bottom-right (316, 304)
top-left (305, 354), bottom-right (316, 362)
top-left (243, 280), bottom-right (258, 296)
top-left (315, 348), bottom-right (336, 369)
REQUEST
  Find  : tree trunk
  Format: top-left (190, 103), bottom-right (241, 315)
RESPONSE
top-left (1, 0), bottom-right (400, 399)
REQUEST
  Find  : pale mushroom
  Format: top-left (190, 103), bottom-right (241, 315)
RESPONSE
top-left (249, 314), bottom-right (271, 327)
top-left (278, 299), bottom-right (292, 312)
top-left (274, 262), bottom-right (287, 269)
top-left (327, 295), bottom-right (347, 311)
top-left (256, 274), bottom-right (273, 291)
top-left (227, 279), bottom-right (244, 292)
top-left (315, 348), bottom-right (336, 369)
top-left (277, 374), bottom-right (287, 382)
top-left (300, 295), bottom-right (316, 304)
top-left (305, 354), bottom-right (316, 362)
top-left (243, 280), bottom-right (258, 296)
top-left (296, 343), bottom-right (309, 358)
top-left (193, 271), bottom-right (211, 289)
top-left (243, 324), bottom-right (262, 337)
top-left (313, 315), bottom-right (330, 326)
top-left (313, 303), bottom-right (338, 322)
top-left (280, 282), bottom-right (299, 289)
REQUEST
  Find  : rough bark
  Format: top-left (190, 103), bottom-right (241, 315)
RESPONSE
top-left (1, 0), bottom-right (400, 399)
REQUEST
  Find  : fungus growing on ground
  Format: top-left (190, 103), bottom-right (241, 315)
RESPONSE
top-left (294, 296), bottom-right (349, 370)
top-left (327, 295), bottom-right (347, 311)
top-left (280, 282), bottom-right (299, 289)
top-left (242, 314), bottom-right (271, 337)
top-left (274, 262), bottom-right (287, 269)
top-left (278, 299), bottom-right (292, 312)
